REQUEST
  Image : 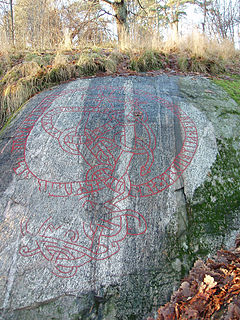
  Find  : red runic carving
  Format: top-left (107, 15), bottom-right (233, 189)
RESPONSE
top-left (13, 86), bottom-right (198, 277)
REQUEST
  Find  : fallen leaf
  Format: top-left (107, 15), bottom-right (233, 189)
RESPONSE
top-left (204, 274), bottom-right (217, 289)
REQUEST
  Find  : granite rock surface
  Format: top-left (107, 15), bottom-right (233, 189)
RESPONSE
top-left (0, 75), bottom-right (239, 320)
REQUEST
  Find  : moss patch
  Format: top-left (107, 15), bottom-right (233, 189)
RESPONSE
top-left (187, 75), bottom-right (240, 256)
top-left (188, 138), bottom-right (240, 252)
top-left (166, 139), bottom-right (240, 284)
top-left (167, 76), bottom-right (240, 281)
top-left (213, 75), bottom-right (240, 106)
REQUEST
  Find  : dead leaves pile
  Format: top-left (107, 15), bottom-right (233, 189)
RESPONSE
top-left (158, 236), bottom-right (240, 320)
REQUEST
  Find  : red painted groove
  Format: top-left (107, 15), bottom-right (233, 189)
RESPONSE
top-left (13, 86), bottom-right (198, 278)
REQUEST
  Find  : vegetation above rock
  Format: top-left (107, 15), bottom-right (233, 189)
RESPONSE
top-left (0, 36), bottom-right (239, 131)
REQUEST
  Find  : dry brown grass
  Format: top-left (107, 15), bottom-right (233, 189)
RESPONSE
top-left (122, 30), bottom-right (238, 61)
top-left (0, 32), bottom-right (239, 130)
top-left (0, 61), bottom-right (47, 127)
top-left (122, 30), bottom-right (239, 73)
top-left (52, 53), bottom-right (70, 67)
top-left (0, 49), bottom-right (122, 128)
top-left (1, 61), bottom-right (41, 84)
top-left (178, 32), bottom-right (237, 61)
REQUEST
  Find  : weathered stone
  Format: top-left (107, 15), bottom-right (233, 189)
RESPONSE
top-left (0, 75), bottom-right (238, 320)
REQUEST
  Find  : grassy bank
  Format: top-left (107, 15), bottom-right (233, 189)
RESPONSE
top-left (0, 33), bottom-right (239, 130)
top-left (214, 75), bottom-right (240, 106)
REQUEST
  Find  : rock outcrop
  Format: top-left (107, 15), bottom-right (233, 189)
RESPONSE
top-left (0, 75), bottom-right (239, 319)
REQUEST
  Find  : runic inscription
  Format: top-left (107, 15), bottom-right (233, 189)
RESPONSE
top-left (12, 86), bottom-right (198, 278)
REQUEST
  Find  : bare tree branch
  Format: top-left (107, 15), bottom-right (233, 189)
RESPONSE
top-left (137, 0), bottom-right (147, 14)
top-left (136, 0), bottom-right (144, 10)
top-left (99, 8), bottom-right (116, 17)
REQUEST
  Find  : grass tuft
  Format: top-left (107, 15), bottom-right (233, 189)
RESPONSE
top-left (1, 61), bottom-right (41, 85)
top-left (48, 64), bottom-right (78, 83)
top-left (129, 50), bottom-right (163, 72)
top-left (0, 50), bottom-right (121, 128)
top-left (24, 52), bottom-right (55, 66)
top-left (0, 60), bottom-right (54, 127)
top-left (77, 50), bottom-right (118, 75)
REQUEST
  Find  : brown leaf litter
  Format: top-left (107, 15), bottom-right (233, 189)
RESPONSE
top-left (157, 235), bottom-right (240, 320)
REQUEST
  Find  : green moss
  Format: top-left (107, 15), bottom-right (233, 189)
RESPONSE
top-left (167, 76), bottom-right (240, 266)
top-left (214, 76), bottom-right (240, 105)
top-left (188, 139), bottom-right (239, 257)
top-left (166, 138), bottom-right (240, 279)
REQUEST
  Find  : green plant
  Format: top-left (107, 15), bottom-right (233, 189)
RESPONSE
top-left (48, 64), bottom-right (78, 83)
top-left (24, 52), bottom-right (55, 67)
top-left (130, 50), bottom-right (163, 72)
top-left (178, 56), bottom-right (189, 72)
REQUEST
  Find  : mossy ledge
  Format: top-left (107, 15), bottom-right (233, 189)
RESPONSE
top-left (166, 76), bottom-right (240, 282)
top-left (167, 138), bottom-right (240, 275)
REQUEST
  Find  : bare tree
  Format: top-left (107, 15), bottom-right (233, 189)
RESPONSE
top-left (14, 0), bottom-right (62, 49)
top-left (195, 0), bottom-right (212, 33)
top-left (100, 0), bottom-right (128, 42)
top-left (156, 0), bottom-right (195, 40)
top-left (198, 0), bottom-right (239, 41)
top-left (61, 0), bottom-right (112, 45)
top-left (9, 0), bottom-right (14, 45)
top-left (100, 0), bottom-right (147, 42)
top-left (0, 0), bottom-right (14, 45)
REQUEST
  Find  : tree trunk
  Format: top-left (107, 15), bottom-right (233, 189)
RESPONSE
top-left (202, 0), bottom-right (207, 33)
top-left (10, 0), bottom-right (14, 46)
top-left (112, 1), bottom-right (128, 43)
top-left (102, 0), bottom-right (128, 43)
top-left (171, 22), bottom-right (178, 41)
